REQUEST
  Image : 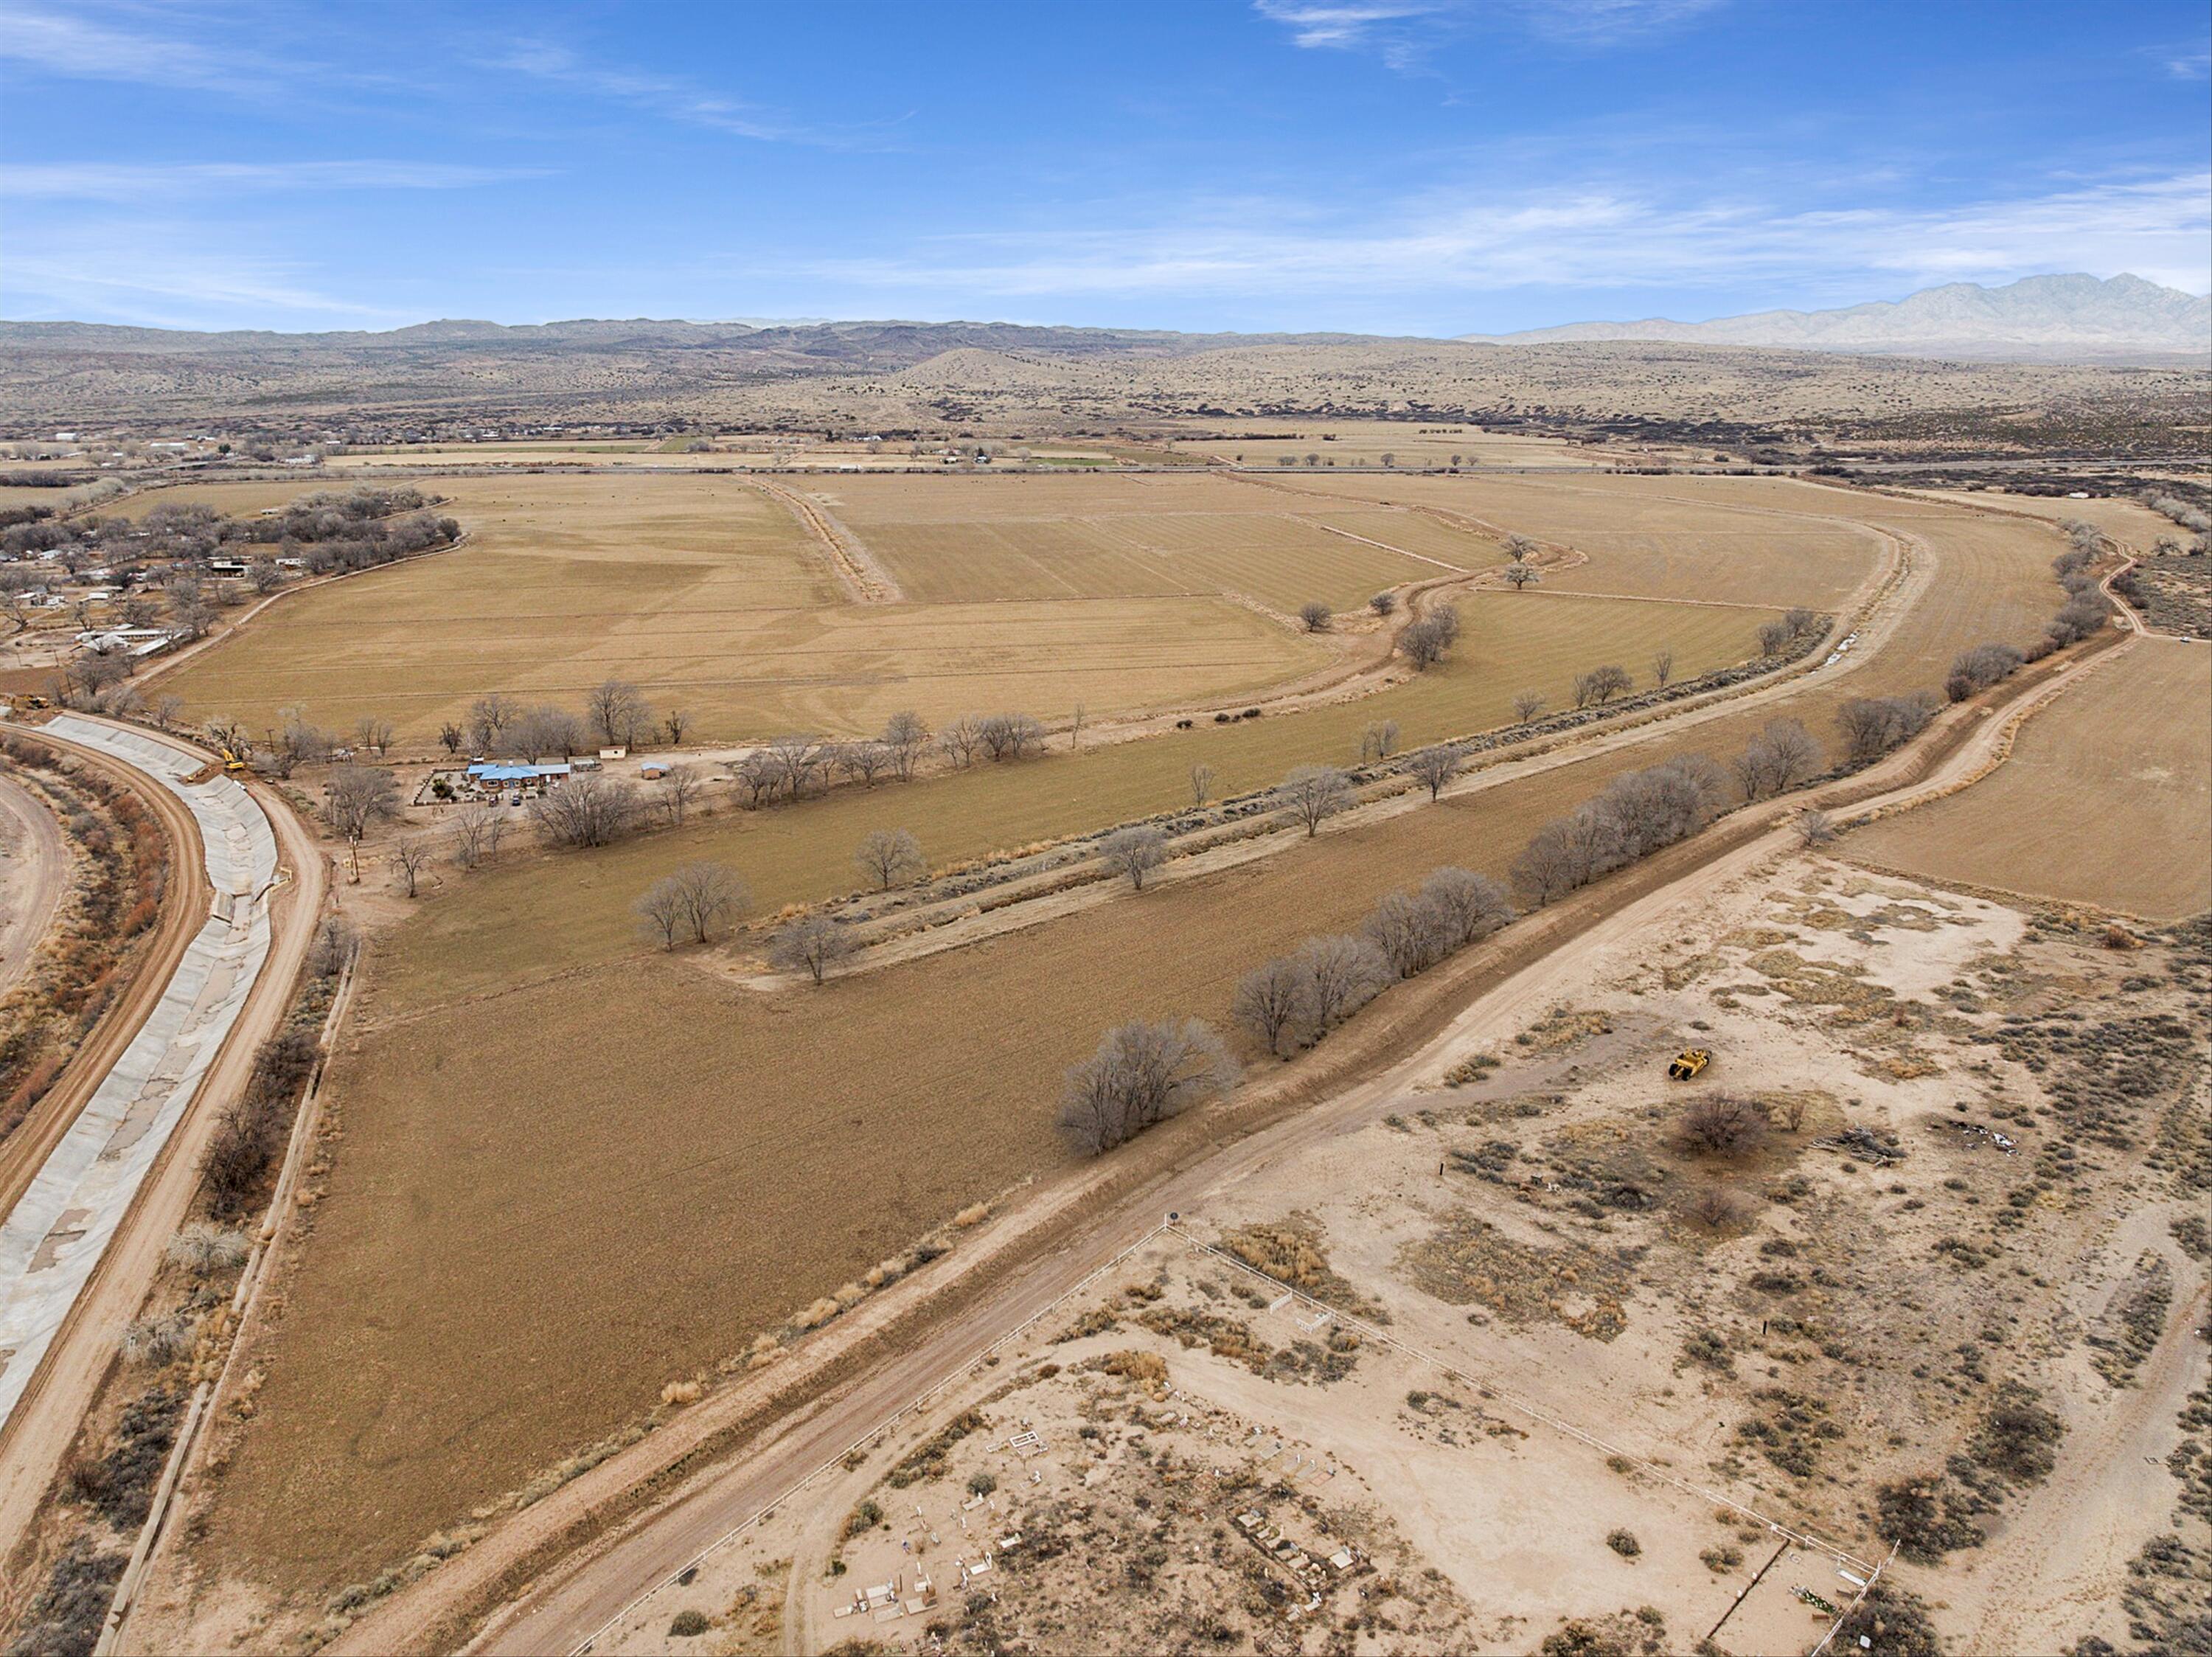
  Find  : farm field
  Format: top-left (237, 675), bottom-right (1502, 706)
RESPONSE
top-left (184, 486), bottom-right (2072, 1593)
top-left (819, 469), bottom-right (1490, 610)
top-left (372, 588), bottom-right (1770, 1010)
top-left (150, 473), bottom-right (1334, 744)
top-left (1849, 640), bottom-right (2212, 918)
top-left (1281, 469), bottom-right (1888, 609)
top-left (1165, 418), bottom-right (1607, 470)
top-left (1896, 487), bottom-right (2181, 549)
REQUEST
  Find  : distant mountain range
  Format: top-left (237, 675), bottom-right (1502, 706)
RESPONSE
top-left (1461, 274), bottom-right (2209, 364)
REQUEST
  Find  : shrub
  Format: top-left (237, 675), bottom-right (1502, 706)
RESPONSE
top-left (1675, 1096), bottom-right (1770, 1157)
top-left (668, 1610), bottom-right (712, 1638)
top-left (968, 1470), bottom-right (998, 1496)
top-left (1606, 1528), bottom-right (1641, 1557)
top-left (164, 1221), bottom-right (248, 1276)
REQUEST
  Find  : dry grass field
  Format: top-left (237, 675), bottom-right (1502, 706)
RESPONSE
top-left (1850, 641), bottom-right (2212, 918)
top-left (1898, 487), bottom-right (2181, 549)
top-left (371, 589), bottom-right (1767, 1011)
top-left (190, 484), bottom-right (2073, 1592)
top-left (1166, 417), bottom-right (1607, 470)
top-left (824, 470), bottom-right (1485, 611)
top-left (151, 473), bottom-right (1335, 744)
top-left (1284, 470), bottom-right (1888, 610)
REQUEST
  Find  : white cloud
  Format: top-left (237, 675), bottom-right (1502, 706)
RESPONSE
top-left (0, 4), bottom-right (273, 92)
top-left (2, 160), bottom-right (546, 201)
top-left (2, 234), bottom-right (405, 327)
top-left (487, 41), bottom-right (827, 145)
top-left (788, 170), bottom-right (2212, 307)
top-left (1255, 0), bottom-right (1726, 55)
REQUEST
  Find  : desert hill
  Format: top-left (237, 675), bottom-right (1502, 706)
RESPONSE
top-left (1462, 274), bottom-right (2209, 365)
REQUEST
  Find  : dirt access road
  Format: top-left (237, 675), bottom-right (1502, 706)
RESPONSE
top-left (314, 619), bottom-right (2124, 1657)
top-left (0, 772), bottom-right (69, 1001)
top-left (0, 717), bottom-right (327, 1577)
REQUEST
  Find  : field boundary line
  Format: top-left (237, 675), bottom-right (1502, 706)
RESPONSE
top-left (554, 1221), bottom-right (1178, 1657)
top-left (745, 479), bottom-right (902, 604)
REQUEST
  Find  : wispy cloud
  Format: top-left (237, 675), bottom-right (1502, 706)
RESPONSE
top-left (1255, 0), bottom-right (1727, 58)
top-left (4, 232), bottom-right (407, 327)
top-left (0, 4), bottom-right (277, 92)
top-left (486, 40), bottom-right (857, 146)
top-left (790, 170), bottom-right (2212, 309)
top-left (2, 160), bottom-right (546, 202)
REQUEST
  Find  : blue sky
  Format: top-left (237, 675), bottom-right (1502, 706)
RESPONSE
top-left (2, 0), bottom-right (2206, 335)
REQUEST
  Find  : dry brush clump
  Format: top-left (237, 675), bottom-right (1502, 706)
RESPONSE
top-left (201, 1027), bottom-right (322, 1219)
top-left (1945, 642), bottom-right (2026, 703)
top-left (1835, 692), bottom-right (1940, 766)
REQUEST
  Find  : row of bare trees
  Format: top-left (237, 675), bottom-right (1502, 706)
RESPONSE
top-left (448, 681), bottom-right (683, 760)
top-left (1511, 754), bottom-right (1730, 906)
top-left (1945, 643), bottom-right (2026, 704)
top-left (1233, 867), bottom-right (1514, 1058)
top-left (1835, 694), bottom-right (1939, 765)
top-left (636, 862), bottom-right (750, 948)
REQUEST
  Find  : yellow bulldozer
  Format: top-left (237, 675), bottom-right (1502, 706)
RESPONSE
top-left (1667, 1047), bottom-right (1711, 1080)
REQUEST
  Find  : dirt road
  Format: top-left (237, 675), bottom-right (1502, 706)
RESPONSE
top-left (310, 616), bottom-right (2118, 1657)
top-left (0, 718), bottom-right (327, 1577)
top-left (0, 772), bottom-right (69, 1001)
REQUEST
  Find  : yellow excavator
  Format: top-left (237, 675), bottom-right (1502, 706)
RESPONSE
top-left (1668, 1047), bottom-right (1712, 1080)
top-left (219, 748), bottom-right (248, 775)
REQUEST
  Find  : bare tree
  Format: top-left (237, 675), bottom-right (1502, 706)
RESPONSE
top-left (1056, 1018), bottom-right (1238, 1155)
top-left (1418, 866), bottom-right (1514, 949)
top-left (1783, 606), bottom-right (1820, 640)
top-left (1295, 934), bottom-right (1390, 1028)
top-left (1233, 959), bottom-right (1312, 1058)
top-left (1797, 808), bottom-right (1837, 847)
top-left (1405, 743), bottom-right (1465, 801)
top-left (1069, 701), bottom-right (1086, 750)
top-left (636, 876), bottom-right (686, 949)
top-left (265, 709), bottom-right (327, 778)
top-left (1502, 563), bottom-right (1540, 592)
top-left (353, 715), bottom-right (394, 757)
top-left (248, 557), bottom-right (282, 594)
top-left (509, 703), bottom-right (582, 762)
top-left (1836, 693), bottom-right (1939, 764)
top-left (437, 721), bottom-right (466, 756)
top-left (765, 732), bottom-right (826, 799)
top-left (882, 710), bottom-right (931, 779)
top-left (1946, 643), bottom-right (2025, 703)
top-left (1368, 591), bottom-right (1397, 617)
top-left (149, 693), bottom-right (183, 731)
top-left (731, 750), bottom-right (780, 807)
top-left (1503, 533), bottom-right (1536, 562)
top-left (978, 712), bottom-right (1046, 762)
top-left (324, 765), bottom-right (399, 841)
top-left (1651, 647), bottom-right (1674, 688)
top-left (1400, 609), bottom-right (1460, 670)
top-left (938, 716), bottom-right (983, 768)
top-left (587, 678), bottom-right (653, 748)
top-left (1573, 664), bottom-right (1632, 708)
top-left (1275, 763), bottom-right (1354, 836)
top-left (451, 802), bottom-right (505, 869)
top-left (1756, 618), bottom-right (1793, 657)
top-left (835, 740), bottom-right (891, 788)
top-left (1099, 824), bottom-right (1169, 890)
top-left (856, 827), bottom-right (925, 891)
top-left (1512, 688), bottom-right (1545, 723)
top-left (390, 834), bottom-right (431, 897)
top-left (1363, 889), bottom-right (1449, 979)
top-left (1298, 601), bottom-right (1333, 633)
top-left (658, 762), bottom-right (702, 824)
top-left (1733, 718), bottom-right (1823, 799)
top-left (1189, 761), bottom-right (1216, 807)
top-left (468, 692), bottom-right (518, 752)
top-left (661, 708), bottom-right (690, 746)
top-left (673, 861), bottom-right (748, 942)
top-left (530, 771), bottom-right (637, 847)
top-left (1359, 719), bottom-right (1402, 762)
top-left (770, 913), bottom-right (859, 984)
